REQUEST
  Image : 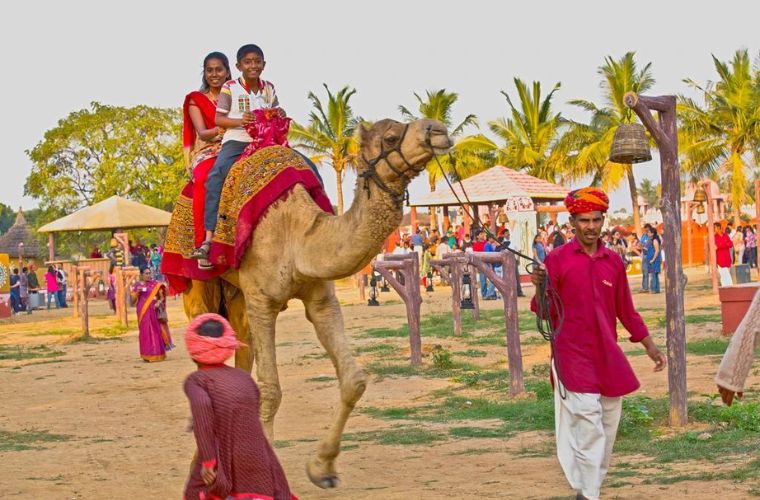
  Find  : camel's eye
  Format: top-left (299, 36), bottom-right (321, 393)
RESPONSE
top-left (384, 134), bottom-right (400, 146)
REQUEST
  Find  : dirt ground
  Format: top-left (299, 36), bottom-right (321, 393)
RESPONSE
top-left (1, 270), bottom-right (758, 499)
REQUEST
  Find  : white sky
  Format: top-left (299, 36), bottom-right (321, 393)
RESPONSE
top-left (2, 0), bottom-right (758, 213)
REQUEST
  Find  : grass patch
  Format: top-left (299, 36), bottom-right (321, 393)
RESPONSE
top-left (449, 426), bottom-right (511, 438)
top-left (449, 447), bottom-right (500, 456)
top-left (364, 360), bottom-right (482, 380)
top-left (344, 427), bottom-right (445, 446)
top-left (306, 375), bottom-right (336, 383)
top-left (27, 328), bottom-right (77, 337)
top-left (354, 343), bottom-right (398, 355)
top-left (686, 338), bottom-right (730, 356)
top-left (93, 324), bottom-right (129, 337)
top-left (0, 429), bottom-right (71, 452)
top-left (0, 345), bottom-right (65, 361)
top-left (455, 349), bottom-right (488, 358)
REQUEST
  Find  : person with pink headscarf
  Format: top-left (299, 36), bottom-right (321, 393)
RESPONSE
top-left (183, 313), bottom-right (296, 500)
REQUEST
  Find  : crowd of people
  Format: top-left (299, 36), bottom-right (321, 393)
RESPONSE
top-left (8, 263), bottom-right (68, 315)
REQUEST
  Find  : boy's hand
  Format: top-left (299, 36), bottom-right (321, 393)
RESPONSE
top-left (646, 345), bottom-right (667, 371)
top-left (201, 464), bottom-right (216, 485)
top-left (242, 111), bottom-right (254, 125)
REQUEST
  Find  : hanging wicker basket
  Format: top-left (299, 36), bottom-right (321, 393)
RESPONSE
top-left (609, 122), bottom-right (651, 164)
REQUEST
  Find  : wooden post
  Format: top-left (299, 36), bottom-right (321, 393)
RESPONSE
top-left (625, 92), bottom-right (687, 427)
top-left (442, 255), bottom-right (463, 336)
top-left (488, 205), bottom-right (497, 234)
top-left (374, 253), bottom-right (423, 365)
top-left (467, 251), bottom-right (524, 395)
top-left (704, 181), bottom-right (719, 294)
top-left (686, 203), bottom-right (693, 267)
top-left (468, 263), bottom-right (480, 321)
top-left (442, 205), bottom-right (450, 233)
top-left (48, 233), bottom-right (55, 262)
top-left (410, 207), bottom-right (418, 232)
top-left (78, 267), bottom-right (90, 338)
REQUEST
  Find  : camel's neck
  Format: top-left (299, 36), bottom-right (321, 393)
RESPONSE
top-left (297, 167), bottom-right (407, 280)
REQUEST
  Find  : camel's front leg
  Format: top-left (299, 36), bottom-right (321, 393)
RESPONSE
top-left (303, 281), bottom-right (367, 489)
top-left (242, 294), bottom-right (282, 441)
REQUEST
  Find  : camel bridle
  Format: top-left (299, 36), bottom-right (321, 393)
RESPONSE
top-left (358, 123), bottom-right (436, 209)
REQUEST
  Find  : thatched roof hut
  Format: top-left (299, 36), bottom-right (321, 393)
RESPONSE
top-left (0, 209), bottom-right (41, 258)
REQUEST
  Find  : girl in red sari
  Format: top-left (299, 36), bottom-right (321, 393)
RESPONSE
top-left (183, 52), bottom-right (231, 269)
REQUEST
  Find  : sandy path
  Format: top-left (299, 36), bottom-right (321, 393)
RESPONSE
top-left (1, 275), bottom-right (757, 499)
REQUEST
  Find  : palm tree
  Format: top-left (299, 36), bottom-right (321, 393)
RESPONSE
top-left (399, 89), bottom-right (485, 227)
top-left (554, 52), bottom-right (655, 234)
top-left (487, 78), bottom-right (563, 182)
top-left (638, 178), bottom-right (660, 209)
top-left (678, 49), bottom-right (760, 223)
top-left (289, 84), bottom-right (360, 215)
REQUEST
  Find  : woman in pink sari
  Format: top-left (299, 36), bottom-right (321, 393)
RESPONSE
top-left (184, 52), bottom-right (231, 268)
top-left (131, 267), bottom-right (173, 362)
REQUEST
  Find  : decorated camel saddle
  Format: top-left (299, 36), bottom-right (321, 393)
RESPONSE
top-left (162, 120), bottom-right (332, 293)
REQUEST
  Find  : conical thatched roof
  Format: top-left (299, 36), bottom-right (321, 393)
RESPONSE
top-left (37, 196), bottom-right (171, 233)
top-left (0, 209), bottom-right (41, 257)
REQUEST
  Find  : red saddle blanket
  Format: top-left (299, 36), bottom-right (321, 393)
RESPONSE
top-left (162, 145), bottom-right (332, 293)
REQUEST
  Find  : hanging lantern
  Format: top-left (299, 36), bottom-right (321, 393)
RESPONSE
top-left (461, 271), bottom-right (474, 310)
top-left (368, 273), bottom-right (380, 306)
top-left (425, 270), bottom-right (434, 292)
top-left (609, 123), bottom-right (652, 164)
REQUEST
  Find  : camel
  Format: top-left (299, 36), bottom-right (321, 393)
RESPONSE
top-left (181, 118), bottom-right (452, 488)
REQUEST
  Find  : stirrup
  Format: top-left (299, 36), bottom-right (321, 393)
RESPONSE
top-left (190, 241), bottom-right (211, 260)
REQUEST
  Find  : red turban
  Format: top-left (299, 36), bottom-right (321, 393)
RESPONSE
top-left (185, 313), bottom-right (243, 365)
top-left (564, 187), bottom-right (609, 215)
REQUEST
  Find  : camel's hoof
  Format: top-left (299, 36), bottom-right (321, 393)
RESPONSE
top-left (306, 459), bottom-right (340, 489)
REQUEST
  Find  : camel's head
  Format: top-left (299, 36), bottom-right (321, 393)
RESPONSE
top-left (358, 119), bottom-right (452, 193)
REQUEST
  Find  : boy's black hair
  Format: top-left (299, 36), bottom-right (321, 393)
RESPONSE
top-left (198, 319), bottom-right (224, 338)
top-left (237, 44), bottom-right (264, 62)
top-left (200, 51), bottom-right (231, 91)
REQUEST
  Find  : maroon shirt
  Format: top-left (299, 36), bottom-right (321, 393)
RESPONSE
top-left (184, 365), bottom-right (292, 500)
top-left (531, 238), bottom-right (650, 397)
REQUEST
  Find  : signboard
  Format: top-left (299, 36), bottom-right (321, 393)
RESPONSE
top-left (0, 253), bottom-right (9, 293)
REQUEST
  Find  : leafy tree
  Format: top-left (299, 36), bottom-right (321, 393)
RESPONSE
top-left (399, 89), bottom-right (489, 226)
top-left (553, 52), bottom-right (655, 235)
top-left (487, 78), bottom-right (564, 182)
top-left (25, 102), bottom-right (184, 222)
top-left (289, 85), bottom-right (360, 215)
top-left (679, 49), bottom-right (760, 222)
top-left (0, 203), bottom-right (16, 235)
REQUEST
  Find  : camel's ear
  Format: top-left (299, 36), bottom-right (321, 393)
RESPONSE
top-left (359, 121), bottom-right (372, 145)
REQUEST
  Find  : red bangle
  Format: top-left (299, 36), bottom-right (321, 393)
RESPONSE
top-left (201, 458), bottom-right (217, 469)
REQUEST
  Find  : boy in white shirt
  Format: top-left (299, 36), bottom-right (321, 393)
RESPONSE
top-left (192, 44), bottom-right (283, 267)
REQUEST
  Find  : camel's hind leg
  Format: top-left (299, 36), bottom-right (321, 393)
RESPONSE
top-left (302, 280), bottom-right (367, 489)
top-left (221, 283), bottom-right (254, 372)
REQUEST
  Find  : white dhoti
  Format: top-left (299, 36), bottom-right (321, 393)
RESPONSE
top-left (718, 266), bottom-right (733, 287)
top-left (553, 364), bottom-right (622, 500)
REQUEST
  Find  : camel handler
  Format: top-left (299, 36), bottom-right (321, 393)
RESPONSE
top-left (530, 187), bottom-right (666, 500)
top-left (183, 313), bottom-right (297, 500)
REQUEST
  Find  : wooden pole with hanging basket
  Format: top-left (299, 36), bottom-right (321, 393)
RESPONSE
top-left (622, 91), bottom-right (687, 427)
